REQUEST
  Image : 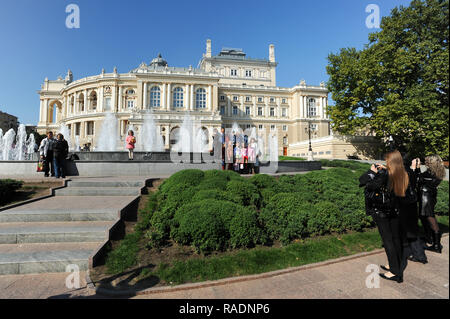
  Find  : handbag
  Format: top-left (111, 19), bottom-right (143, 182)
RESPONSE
top-left (366, 186), bottom-right (393, 211)
top-left (37, 160), bottom-right (44, 172)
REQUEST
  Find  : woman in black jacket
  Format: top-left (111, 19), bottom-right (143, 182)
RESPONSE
top-left (416, 155), bottom-right (446, 253)
top-left (53, 133), bottom-right (69, 178)
top-left (365, 150), bottom-right (412, 283)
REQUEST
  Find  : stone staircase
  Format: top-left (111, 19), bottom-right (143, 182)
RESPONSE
top-left (0, 177), bottom-right (147, 275)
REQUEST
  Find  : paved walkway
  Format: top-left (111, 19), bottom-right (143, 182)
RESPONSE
top-left (0, 236), bottom-right (447, 299)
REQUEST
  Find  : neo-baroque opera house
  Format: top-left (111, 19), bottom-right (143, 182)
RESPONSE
top-left (36, 39), bottom-right (372, 158)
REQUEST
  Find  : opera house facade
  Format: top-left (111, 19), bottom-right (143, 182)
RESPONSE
top-left (36, 39), bottom-right (374, 158)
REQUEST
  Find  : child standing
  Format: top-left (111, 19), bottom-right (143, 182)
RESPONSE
top-left (126, 130), bottom-right (136, 160)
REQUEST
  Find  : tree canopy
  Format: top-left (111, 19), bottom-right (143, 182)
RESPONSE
top-left (327, 0), bottom-right (449, 159)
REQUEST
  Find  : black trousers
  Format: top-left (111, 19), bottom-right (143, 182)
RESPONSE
top-left (373, 213), bottom-right (406, 277)
top-left (44, 150), bottom-right (54, 176)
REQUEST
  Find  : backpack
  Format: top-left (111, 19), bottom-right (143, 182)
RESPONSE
top-left (366, 186), bottom-right (393, 211)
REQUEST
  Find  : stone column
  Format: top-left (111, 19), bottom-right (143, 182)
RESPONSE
top-left (112, 86), bottom-right (117, 112)
top-left (74, 94), bottom-right (78, 115)
top-left (39, 99), bottom-right (44, 123)
top-left (99, 87), bottom-right (104, 112)
top-left (227, 96), bottom-right (231, 117)
top-left (143, 82), bottom-right (148, 109)
top-left (185, 84), bottom-right (190, 110)
top-left (304, 96), bottom-right (307, 118)
top-left (118, 86), bottom-right (122, 111)
top-left (43, 99), bottom-right (49, 123)
top-left (162, 83), bottom-right (166, 110)
top-left (212, 85), bottom-right (218, 112)
top-left (83, 89), bottom-right (88, 113)
top-left (190, 85), bottom-right (194, 111)
top-left (208, 85), bottom-right (212, 111)
top-left (166, 83), bottom-right (171, 110)
top-left (299, 94), bottom-right (304, 118)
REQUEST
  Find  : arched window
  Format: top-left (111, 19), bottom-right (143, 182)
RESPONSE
top-left (70, 97), bottom-right (74, 113)
top-left (150, 86), bottom-right (161, 107)
top-left (195, 88), bottom-right (206, 108)
top-left (89, 91), bottom-right (97, 110)
top-left (308, 98), bottom-right (316, 117)
top-left (79, 93), bottom-right (85, 112)
top-left (173, 87), bottom-right (184, 108)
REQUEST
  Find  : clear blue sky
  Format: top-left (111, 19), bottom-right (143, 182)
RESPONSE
top-left (0, 0), bottom-right (411, 125)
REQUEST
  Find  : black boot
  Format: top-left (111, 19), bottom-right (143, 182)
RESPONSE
top-left (425, 232), bottom-right (442, 253)
top-left (421, 217), bottom-right (433, 245)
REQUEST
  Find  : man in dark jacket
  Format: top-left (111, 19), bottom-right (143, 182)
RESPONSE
top-left (53, 133), bottom-right (69, 178)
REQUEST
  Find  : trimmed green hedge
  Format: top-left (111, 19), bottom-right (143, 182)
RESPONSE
top-left (141, 168), bottom-right (380, 253)
top-left (436, 180), bottom-right (449, 216)
top-left (0, 179), bottom-right (23, 205)
top-left (320, 159), bottom-right (371, 171)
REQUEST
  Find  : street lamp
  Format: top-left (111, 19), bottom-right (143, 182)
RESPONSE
top-left (305, 101), bottom-right (314, 161)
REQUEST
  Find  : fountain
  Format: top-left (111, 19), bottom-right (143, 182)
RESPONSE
top-left (0, 124), bottom-right (40, 161)
top-left (194, 127), bottom-right (209, 153)
top-left (96, 112), bottom-right (119, 151)
top-left (58, 124), bottom-right (72, 151)
top-left (172, 112), bottom-right (194, 153)
top-left (1, 129), bottom-right (15, 161)
top-left (139, 113), bottom-right (164, 152)
top-left (26, 133), bottom-right (36, 158)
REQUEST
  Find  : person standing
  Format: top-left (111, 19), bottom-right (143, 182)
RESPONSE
top-left (400, 156), bottom-right (427, 264)
top-left (53, 133), bottom-right (69, 178)
top-left (416, 155), bottom-right (446, 253)
top-left (365, 150), bottom-right (411, 283)
top-left (220, 127), bottom-right (226, 170)
top-left (126, 130), bottom-right (136, 160)
top-left (39, 131), bottom-right (56, 177)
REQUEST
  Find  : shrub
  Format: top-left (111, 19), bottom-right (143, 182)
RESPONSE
top-left (320, 159), bottom-right (370, 171)
top-left (0, 179), bottom-right (23, 205)
top-left (436, 180), bottom-right (449, 215)
top-left (226, 180), bottom-right (261, 208)
top-left (249, 174), bottom-right (277, 189)
top-left (341, 209), bottom-right (373, 231)
top-left (229, 208), bottom-right (265, 248)
top-left (196, 176), bottom-right (228, 191)
top-left (172, 200), bottom-right (233, 252)
top-left (260, 193), bottom-right (313, 243)
top-left (307, 202), bottom-right (343, 235)
top-left (170, 199), bottom-right (265, 253)
top-left (281, 210), bottom-right (310, 245)
top-left (192, 189), bottom-right (230, 202)
top-left (159, 169), bottom-right (204, 194)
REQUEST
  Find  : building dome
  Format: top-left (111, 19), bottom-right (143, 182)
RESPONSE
top-left (150, 53), bottom-right (168, 67)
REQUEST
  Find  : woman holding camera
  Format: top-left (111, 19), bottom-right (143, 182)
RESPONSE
top-left (365, 150), bottom-right (413, 283)
top-left (415, 155), bottom-right (446, 253)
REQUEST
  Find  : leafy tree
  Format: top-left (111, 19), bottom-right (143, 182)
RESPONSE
top-left (327, 0), bottom-right (449, 159)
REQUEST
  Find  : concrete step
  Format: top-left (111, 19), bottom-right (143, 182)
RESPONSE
top-left (0, 209), bottom-right (118, 223)
top-left (0, 221), bottom-right (113, 244)
top-left (67, 180), bottom-right (145, 188)
top-left (54, 187), bottom-right (142, 196)
top-left (0, 242), bottom-right (101, 275)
